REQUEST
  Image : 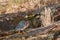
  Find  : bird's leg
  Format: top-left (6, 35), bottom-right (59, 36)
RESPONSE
top-left (18, 30), bottom-right (26, 34)
top-left (18, 31), bottom-right (22, 34)
top-left (22, 31), bottom-right (26, 34)
top-left (23, 31), bottom-right (26, 34)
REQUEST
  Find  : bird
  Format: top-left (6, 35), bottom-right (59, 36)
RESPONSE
top-left (15, 14), bottom-right (40, 34)
top-left (15, 20), bottom-right (30, 34)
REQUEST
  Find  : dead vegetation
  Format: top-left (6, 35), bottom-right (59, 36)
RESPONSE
top-left (0, 0), bottom-right (60, 40)
top-left (0, 0), bottom-right (60, 14)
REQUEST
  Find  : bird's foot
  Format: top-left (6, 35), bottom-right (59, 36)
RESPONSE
top-left (18, 31), bottom-right (26, 35)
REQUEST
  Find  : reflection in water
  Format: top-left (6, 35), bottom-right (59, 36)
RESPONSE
top-left (15, 20), bottom-right (29, 31)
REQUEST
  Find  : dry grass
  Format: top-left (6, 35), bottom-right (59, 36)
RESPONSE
top-left (0, 0), bottom-right (60, 14)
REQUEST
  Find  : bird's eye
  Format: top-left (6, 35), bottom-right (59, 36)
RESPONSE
top-left (25, 15), bottom-right (28, 18)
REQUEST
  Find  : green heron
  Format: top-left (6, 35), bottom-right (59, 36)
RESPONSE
top-left (15, 14), bottom-right (40, 34)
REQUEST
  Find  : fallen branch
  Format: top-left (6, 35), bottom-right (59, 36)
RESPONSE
top-left (0, 20), bottom-right (60, 40)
